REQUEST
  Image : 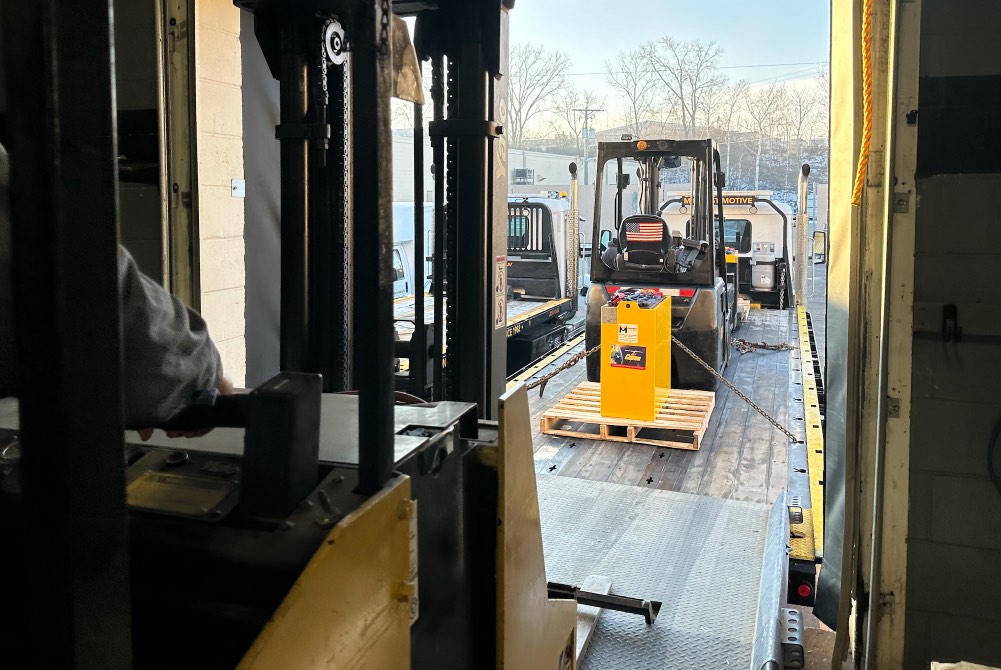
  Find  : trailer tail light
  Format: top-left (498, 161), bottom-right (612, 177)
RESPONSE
top-left (796, 583), bottom-right (812, 599)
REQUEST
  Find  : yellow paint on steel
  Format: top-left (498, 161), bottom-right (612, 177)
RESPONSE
top-left (788, 505), bottom-right (816, 562)
top-left (497, 385), bottom-right (578, 669)
top-left (238, 477), bottom-right (413, 670)
top-left (507, 333), bottom-right (585, 389)
top-left (798, 305), bottom-right (825, 559)
top-left (725, 253), bottom-right (739, 264)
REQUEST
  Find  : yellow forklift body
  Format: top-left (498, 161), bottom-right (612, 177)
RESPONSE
top-left (238, 476), bottom-right (413, 670)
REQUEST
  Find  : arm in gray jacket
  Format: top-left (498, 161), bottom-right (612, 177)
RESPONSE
top-left (118, 247), bottom-right (224, 426)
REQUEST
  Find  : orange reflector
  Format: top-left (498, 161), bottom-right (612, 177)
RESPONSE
top-left (636, 140), bottom-right (648, 151)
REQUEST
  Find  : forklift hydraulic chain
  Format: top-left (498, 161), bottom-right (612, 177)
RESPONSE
top-left (528, 338), bottom-right (798, 442)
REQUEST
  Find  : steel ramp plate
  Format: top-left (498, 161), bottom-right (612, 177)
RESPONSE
top-left (537, 474), bottom-right (771, 669)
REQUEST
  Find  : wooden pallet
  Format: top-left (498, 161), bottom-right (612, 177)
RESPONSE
top-left (540, 381), bottom-right (715, 450)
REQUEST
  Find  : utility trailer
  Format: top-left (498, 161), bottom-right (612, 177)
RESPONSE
top-left (394, 193), bottom-right (587, 383)
top-left (661, 191), bottom-right (796, 310)
top-left (515, 303), bottom-right (826, 669)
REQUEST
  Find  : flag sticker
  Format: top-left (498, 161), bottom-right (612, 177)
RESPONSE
top-left (617, 323), bottom-right (638, 343)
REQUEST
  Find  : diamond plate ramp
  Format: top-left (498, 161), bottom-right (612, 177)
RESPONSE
top-left (537, 474), bottom-right (771, 669)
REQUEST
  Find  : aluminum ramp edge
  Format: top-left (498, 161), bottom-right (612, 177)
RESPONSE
top-left (750, 491), bottom-right (791, 670)
top-left (537, 474), bottom-right (783, 669)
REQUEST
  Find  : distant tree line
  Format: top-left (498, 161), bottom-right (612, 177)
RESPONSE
top-left (505, 39), bottom-right (830, 193)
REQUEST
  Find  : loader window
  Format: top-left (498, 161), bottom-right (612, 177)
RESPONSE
top-left (723, 219), bottom-right (752, 253)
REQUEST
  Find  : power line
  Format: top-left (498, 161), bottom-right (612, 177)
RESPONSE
top-left (745, 66), bottom-right (825, 86)
top-left (572, 107), bottom-right (604, 186)
top-left (565, 60), bottom-right (828, 77)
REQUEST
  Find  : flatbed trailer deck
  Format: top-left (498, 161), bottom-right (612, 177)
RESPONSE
top-left (525, 307), bottom-right (792, 503)
top-left (522, 306), bottom-right (818, 668)
top-left (393, 294), bottom-right (574, 339)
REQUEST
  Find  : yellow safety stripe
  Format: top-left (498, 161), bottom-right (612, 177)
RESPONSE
top-left (507, 333), bottom-right (585, 390)
top-left (798, 305), bottom-right (825, 559)
top-left (788, 505), bottom-right (816, 562)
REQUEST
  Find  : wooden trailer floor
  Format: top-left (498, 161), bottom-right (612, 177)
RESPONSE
top-left (525, 307), bottom-right (795, 506)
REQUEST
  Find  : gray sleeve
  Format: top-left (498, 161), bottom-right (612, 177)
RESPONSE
top-left (119, 247), bottom-right (223, 425)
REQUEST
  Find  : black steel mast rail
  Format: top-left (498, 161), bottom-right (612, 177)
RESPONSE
top-left (2, 0), bottom-right (132, 666)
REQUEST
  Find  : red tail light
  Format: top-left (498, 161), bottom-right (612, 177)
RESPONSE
top-left (796, 583), bottom-right (813, 599)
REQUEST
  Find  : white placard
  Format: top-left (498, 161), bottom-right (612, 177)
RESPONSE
top-left (617, 323), bottom-right (639, 343)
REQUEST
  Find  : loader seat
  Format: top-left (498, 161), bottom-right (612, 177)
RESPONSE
top-left (618, 214), bottom-right (670, 271)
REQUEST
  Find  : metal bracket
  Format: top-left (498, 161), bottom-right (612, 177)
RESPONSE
top-left (892, 191), bottom-right (910, 213)
top-left (942, 303), bottom-right (963, 342)
top-left (781, 608), bottom-right (805, 669)
top-left (428, 119), bottom-right (503, 138)
top-left (886, 396), bottom-right (901, 419)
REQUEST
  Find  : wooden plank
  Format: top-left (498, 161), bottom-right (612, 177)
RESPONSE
top-left (575, 575), bottom-right (612, 665)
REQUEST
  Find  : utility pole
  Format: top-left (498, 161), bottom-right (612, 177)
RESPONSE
top-left (573, 107), bottom-right (603, 185)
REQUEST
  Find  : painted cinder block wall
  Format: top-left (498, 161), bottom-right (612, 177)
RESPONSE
top-left (904, 1), bottom-right (1001, 666)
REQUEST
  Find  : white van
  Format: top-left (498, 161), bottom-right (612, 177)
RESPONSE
top-left (392, 202), bottom-right (434, 299)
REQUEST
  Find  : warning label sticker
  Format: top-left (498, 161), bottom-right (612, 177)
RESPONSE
top-left (494, 255), bottom-right (506, 329)
top-left (617, 323), bottom-right (639, 343)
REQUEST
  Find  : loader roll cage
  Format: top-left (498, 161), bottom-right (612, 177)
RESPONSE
top-left (590, 139), bottom-right (726, 287)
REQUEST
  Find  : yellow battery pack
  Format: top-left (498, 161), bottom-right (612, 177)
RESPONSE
top-left (600, 297), bottom-right (671, 421)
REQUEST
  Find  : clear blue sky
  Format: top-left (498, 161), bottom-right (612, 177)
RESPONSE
top-left (509, 0), bottom-right (829, 92)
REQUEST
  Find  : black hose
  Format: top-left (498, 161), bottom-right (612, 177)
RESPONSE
top-left (990, 416), bottom-right (1001, 499)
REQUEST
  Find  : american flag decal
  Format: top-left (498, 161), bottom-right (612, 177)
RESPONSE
top-left (624, 219), bottom-right (663, 242)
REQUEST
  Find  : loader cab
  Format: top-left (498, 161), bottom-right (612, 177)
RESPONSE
top-left (585, 139), bottom-right (735, 391)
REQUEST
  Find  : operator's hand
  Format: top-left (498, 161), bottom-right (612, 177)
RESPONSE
top-left (136, 376), bottom-right (235, 441)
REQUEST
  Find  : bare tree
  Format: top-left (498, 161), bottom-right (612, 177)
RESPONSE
top-left (809, 66), bottom-right (831, 141)
top-left (606, 49), bottom-right (657, 136)
top-left (787, 84), bottom-right (817, 152)
top-left (508, 43), bottom-right (571, 148)
top-left (550, 84), bottom-right (605, 157)
top-left (643, 38), bottom-right (727, 138)
top-left (717, 80), bottom-right (749, 178)
top-left (701, 75), bottom-right (729, 139)
top-left (742, 83), bottom-right (787, 189)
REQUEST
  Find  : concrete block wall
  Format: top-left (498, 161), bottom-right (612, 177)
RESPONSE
top-left (194, 0), bottom-right (246, 386)
top-left (904, 2), bottom-right (1001, 665)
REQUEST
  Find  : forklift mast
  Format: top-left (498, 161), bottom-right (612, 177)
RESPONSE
top-left (1, 0), bottom-right (518, 666)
